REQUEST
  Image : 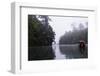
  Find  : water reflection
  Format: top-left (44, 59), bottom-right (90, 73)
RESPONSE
top-left (28, 46), bottom-right (55, 61)
top-left (28, 44), bottom-right (88, 61)
top-left (52, 44), bottom-right (66, 59)
top-left (59, 44), bottom-right (88, 59)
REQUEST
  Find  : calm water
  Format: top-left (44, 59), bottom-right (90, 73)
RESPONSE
top-left (53, 44), bottom-right (88, 59)
top-left (52, 44), bottom-right (66, 59)
top-left (28, 44), bottom-right (88, 61)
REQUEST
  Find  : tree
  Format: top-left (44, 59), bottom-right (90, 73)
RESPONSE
top-left (79, 23), bottom-right (85, 30)
top-left (59, 23), bottom-right (88, 44)
top-left (28, 15), bottom-right (55, 47)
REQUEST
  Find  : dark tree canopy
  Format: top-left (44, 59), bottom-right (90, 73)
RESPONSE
top-left (28, 15), bottom-right (55, 47)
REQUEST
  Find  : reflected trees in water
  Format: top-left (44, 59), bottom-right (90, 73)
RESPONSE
top-left (28, 15), bottom-right (88, 61)
top-left (28, 15), bottom-right (55, 60)
top-left (59, 23), bottom-right (88, 59)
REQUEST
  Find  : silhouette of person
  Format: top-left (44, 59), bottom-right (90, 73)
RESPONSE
top-left (79, 40), bottom-right (86, 56)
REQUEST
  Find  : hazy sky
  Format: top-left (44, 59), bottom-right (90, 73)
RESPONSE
top-left (49, 16), bottom-right (88, 43)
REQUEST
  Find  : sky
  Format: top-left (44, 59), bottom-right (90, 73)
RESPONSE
top-left (49, 16), bottom-right (88, 43)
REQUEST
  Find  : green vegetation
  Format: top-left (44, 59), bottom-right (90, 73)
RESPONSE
top-left (28, 15), bottom-right (55, 47)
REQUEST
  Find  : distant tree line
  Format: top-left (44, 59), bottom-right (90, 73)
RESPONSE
top-left (59, 23), bottom-right (88, 44)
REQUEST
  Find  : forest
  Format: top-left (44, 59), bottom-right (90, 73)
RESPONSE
top-left (28, 15), bottom-right (55, 47)
top-left (28, 15), bottom-right (55, 60)
top-left (59, 22), bottom-right (88, 44)
top-left (28, 15), bottom-right (88, 60)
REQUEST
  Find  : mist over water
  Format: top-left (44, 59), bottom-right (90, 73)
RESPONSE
top-left (49, 16), bottom-right (88, 59)
top-left (28, 15), bottom-right (88, 61)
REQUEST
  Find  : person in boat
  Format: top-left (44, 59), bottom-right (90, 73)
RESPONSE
top-left (79, 40), bottom-right (86, 55)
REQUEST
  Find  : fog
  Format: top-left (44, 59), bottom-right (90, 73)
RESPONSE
top-left (49, 16), bottom-right (88, 43)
